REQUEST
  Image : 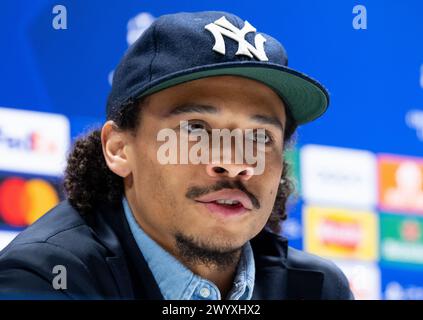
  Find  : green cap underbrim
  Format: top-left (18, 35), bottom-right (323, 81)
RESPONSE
top-left (138, 64), bottom-right (329, 125)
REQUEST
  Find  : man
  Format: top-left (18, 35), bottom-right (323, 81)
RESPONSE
top-left (0, 11), bottom-right (353, 300)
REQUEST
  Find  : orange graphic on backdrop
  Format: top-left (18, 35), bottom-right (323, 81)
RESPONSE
top-left (379, 156), bottom-right (423, 214)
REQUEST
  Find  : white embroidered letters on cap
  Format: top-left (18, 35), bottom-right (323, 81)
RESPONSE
top-left (205, 16), bottom-right (268, 61)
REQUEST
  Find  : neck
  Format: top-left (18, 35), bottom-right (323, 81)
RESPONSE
top-left (184, 251), bottom-right (242, 298)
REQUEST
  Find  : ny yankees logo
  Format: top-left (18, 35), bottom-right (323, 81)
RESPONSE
top-left (205, 16), bottom-right (269, 61)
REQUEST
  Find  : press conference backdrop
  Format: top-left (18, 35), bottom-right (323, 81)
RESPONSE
top-left (1, 0), bottom-right (423, 300)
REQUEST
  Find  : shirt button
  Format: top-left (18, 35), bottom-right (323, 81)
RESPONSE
top-left (199, 287), bottom-right (211, 298)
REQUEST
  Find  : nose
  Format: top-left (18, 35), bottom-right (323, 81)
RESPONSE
top-left (206, 163), bottom-right (254, 181)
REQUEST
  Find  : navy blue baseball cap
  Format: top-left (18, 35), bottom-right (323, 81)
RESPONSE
top-left (106, 11), bottom-right (329, 125)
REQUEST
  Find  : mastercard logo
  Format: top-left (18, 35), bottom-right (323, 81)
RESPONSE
top-left (0, 177), bottom-right (59, 227)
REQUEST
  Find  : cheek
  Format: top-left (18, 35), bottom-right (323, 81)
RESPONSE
top-left (132, 142), bottom-right (170, 197)
top-left (131, 140), bottom-right (193, 212)
top-left (259, 157), bottom-right (283, 211)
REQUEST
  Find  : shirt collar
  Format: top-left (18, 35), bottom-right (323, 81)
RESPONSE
top-left (122, 197), bottom-right (255, 300)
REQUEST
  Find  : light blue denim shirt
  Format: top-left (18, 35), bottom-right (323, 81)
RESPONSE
top-left (122, 197), bottom-right (255, 300)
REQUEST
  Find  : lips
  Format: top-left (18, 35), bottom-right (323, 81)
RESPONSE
top-left (195, 189), bottom-right (253, 210)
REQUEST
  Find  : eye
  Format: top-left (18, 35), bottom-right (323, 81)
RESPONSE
top-left (246, 129), bottom-right (273, 144)
top-left (181, 120), bottom-right (210, 134)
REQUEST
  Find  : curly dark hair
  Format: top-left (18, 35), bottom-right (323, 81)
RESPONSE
top-left (64, 97), bottom-right (298, 234)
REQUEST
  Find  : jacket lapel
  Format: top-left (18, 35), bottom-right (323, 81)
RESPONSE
top-left (251, 229), bottom-right (323, 300)
top-left (286, 268), bottom-right (323, 300)
top-left (87, 203), bottom-right (163, 300)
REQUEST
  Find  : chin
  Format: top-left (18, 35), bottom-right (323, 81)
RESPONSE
top-left (196, 227), bottom-right (249, 250)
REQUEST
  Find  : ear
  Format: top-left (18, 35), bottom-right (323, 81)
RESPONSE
top-left (101, 120), bottom-right (131, 178)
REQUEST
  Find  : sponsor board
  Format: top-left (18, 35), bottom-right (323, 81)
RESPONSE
top-left (0, 230), bottom-right (19, 251)
top-left (378, 155), bottom-right (423, 214)
top-left (333, 259), bottom-right (381, 300)
top-left (380, 213), bottom-right (423, 265)
top-left (0, 107), bottom-right (70, 176)
top-left (304, 206), bottom-right (378, 261)
top-left (381, 265), bottom-right (423, 300)
top-left (301, 145), bottom-right (376, 209)
top-left (0, 175), bottom-right (61, 227)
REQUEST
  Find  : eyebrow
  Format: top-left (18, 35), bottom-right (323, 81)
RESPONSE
top-left (251, 114), bottom-right (285, 133)
top-left (167, 103), bottom-right (285, 133)
top-left (167, 103), bottom-right (218, 116)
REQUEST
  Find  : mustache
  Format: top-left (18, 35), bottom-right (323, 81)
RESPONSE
top-left (185, 180), bottom-right (260, 210)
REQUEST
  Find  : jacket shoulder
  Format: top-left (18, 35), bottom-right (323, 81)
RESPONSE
top-left (6, 200), bottom-right (86, 245)
top-left (287, 247), bottom-right (354, 300)
top-left (0, 201), bottom-right (116, 299)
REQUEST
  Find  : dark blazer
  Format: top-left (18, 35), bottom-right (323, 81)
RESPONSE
top-left (0, 200), bottom-right (354, 300)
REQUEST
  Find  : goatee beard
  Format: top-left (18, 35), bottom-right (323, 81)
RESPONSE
top-left (174, 232), bottom-right (242, 271)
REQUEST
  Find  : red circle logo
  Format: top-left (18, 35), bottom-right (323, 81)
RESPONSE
top-left (0, 177), bottom-right (59, 227)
